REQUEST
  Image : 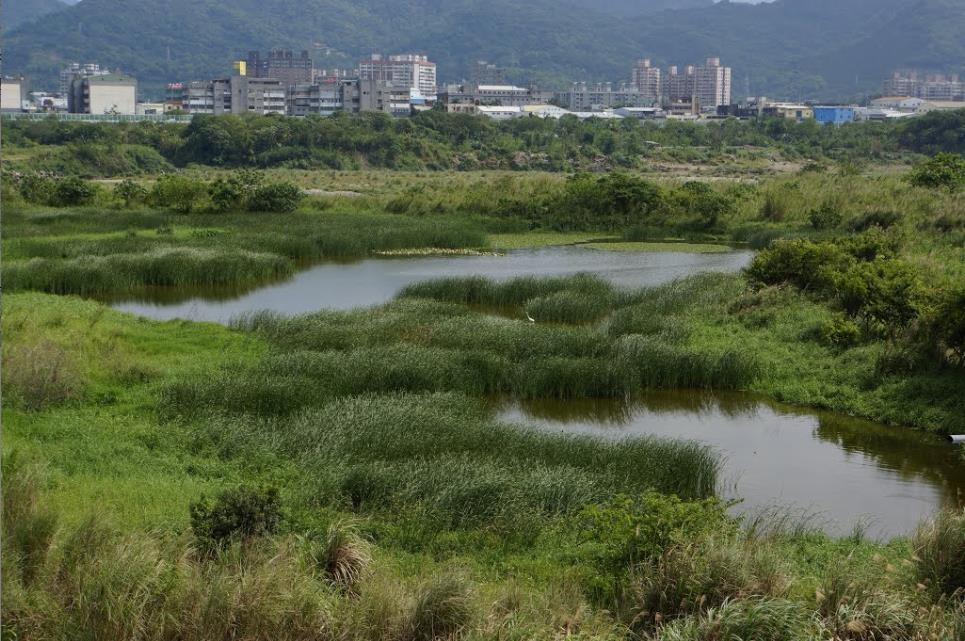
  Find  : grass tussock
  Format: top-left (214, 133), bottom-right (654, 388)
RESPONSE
top-left (912, 508), bottom-right (965, 600)
top-left (2, 340), bottom-right (84, 410)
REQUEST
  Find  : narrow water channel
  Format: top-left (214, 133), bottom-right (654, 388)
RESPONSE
top-left (498, 392), bottom-right (965, 537)
top-left (110, 245), bottom-right (754, 323)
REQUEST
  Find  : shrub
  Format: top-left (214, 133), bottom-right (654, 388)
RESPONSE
top-left (577, 493), bottom-right (733, 590)
top-left (929, 286), bottom-right (965, 366)
top-left (209, 168), bottom-right (264, 212)
top-left (819, 316), bottom-right (863, 349)
top-left (17, 174), bottom-right (56, 204)
top-left (848, 209), bottom-right (902, 232)
top-left (150, 173), bottom-right (208, 213)
top-left (51, 176), bottom-right (98, 206)
top-left (912, 509), bottom-right (965, 599)
top-left (908, 152), bottom-right (965, 190)
top-left (189, 485), bottom-right (282, 548)
top-left (759, 190), bottom-right (790, 222)
top-left (248, 182), bottom-right (303, 213)
top-left (833, 259), bottom-right (922, 333)
top-left (407, 572), bottom-right (476, 641)
top-left (113, 178), bottom-right (148, 207)
top-left (745, 239), bottom-right (847, 292)
top-left (808, 202), bottom-right (843, 230)
top-left (2, 341), bottom-right (83, 410)
top-left (675, 181), bottom-right (733, 230)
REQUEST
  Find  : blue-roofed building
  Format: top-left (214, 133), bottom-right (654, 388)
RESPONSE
top-left (813, 106), bottom-right (855, 125)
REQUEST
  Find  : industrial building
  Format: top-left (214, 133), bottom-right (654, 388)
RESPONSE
top-left (68, 73), bottom-right (137, 115)
top-left (813, 106), bottom-right (855, 125)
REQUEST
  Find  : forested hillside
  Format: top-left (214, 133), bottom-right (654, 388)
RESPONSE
top-left (3, 0), bottom-right (963, 99)
top-left (1, 0), bottom-right (66, 32)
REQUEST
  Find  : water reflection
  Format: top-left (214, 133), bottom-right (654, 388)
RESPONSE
top-left (498, 391), bottom-right (964, 537)
top-left (109, 246), bottom-right (754, 323)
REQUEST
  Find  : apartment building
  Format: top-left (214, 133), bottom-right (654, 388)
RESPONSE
top-left (175, 76), bottom-right (285, 115)
top-left (359, 54), bottom-right (437, 98)
top-left (246, 50), bottom-right (314, 86)
top-left (661, 58), bottom-right (731, 110)
top-left (471, 61), bottom-right (505, 86)
top-left (555, 82), bottom-right (656, 111)
top-left (882, 71), bottom-right (964, 102)
top-left (631, 59), bottom-right (661, 102)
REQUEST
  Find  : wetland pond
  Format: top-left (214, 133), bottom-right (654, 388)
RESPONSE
top-left (111, 245), bottom-right (753, 322)
top-left (109, 244), bottom-right (963, 537)
top-left (499, 393), bottom-right (964, 538)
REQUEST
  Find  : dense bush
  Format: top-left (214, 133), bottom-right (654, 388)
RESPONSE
top-left (189, 485), bottom-right (283, 548)
top-left (150, 174), bottom-right (208, 213)
top-left (908, 152), bottom-right (965, 190)
top-left (17, 174), bottom-right (98, 206)
top-left (248, 182), bottom-right (303, 213)
top-left (113, 178), bottom-right (148, 207)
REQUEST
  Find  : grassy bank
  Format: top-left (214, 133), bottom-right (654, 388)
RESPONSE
top-left (4, 293), bottom-right (964, 640)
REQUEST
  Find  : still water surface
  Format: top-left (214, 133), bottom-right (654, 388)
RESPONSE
top-left (499, 392), bottom-right (965, 537)
top-left (111, 246), bottom-right (753, 323)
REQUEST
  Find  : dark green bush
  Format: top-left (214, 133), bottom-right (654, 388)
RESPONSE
top-left (248, 182), bottom-right (303, 213)
top-left (908, 152), bottom-right (965, 190)
top-left (848, 209), bottom-right (902, 232)
top-left (746, 239), bottom-right (848, 292)
top-left (808, 202), bottom-right (843, 230)
top-left (150, 174), bottom-right (208, 213)
top-left (189, 485), bottom-right (282, 548)
top-left (113, 179), bottom-right (148, 207)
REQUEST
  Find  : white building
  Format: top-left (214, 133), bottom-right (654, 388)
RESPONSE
top-left (870, 96), bottom-right (925, 111)
top-left (359, 54), bottom-right (437, 99)
top-left (521, 104), bottom-right (570, 119)
top-left (68, 73), bottom-right (137, 115)
top-left (1, 76), bottom-right (24, 111)
top-left (694, 57), bottom-right (732, 110)
top-left (476, 105), bottom-right (523, 120)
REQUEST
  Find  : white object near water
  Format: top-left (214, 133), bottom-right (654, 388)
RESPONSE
top-left (947, 435), bottom-right (965, 444)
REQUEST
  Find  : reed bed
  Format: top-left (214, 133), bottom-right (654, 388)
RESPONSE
top-left (3, 248), bottom-right (292, 296)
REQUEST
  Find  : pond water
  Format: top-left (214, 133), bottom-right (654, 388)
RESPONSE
top-left (110, 245), bottom-right (754, 323)
top-left (498, 392), bottom-right (965, 538)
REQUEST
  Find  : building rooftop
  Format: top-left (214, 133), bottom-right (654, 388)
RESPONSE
top-left (476, 85), bottom-right (528, 92)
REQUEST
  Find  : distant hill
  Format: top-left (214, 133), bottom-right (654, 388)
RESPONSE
top-left (2, 0), bottom-right (67, 32)
top-left (3, 0), bottom-right (963, 100)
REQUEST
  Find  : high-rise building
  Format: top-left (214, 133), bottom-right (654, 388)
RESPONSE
top-left (246, 50), bottom-right (314, 86)
top-left (631, 59), bottom-right (661, 102)
top-left (694, 57), bottom-right (731, 109)
top-left (359, 54), bottom-right (437, 98)
top-left (661, 58), bottom-right (731, 110)
top-left (662, 65), bottom-right (695, 103)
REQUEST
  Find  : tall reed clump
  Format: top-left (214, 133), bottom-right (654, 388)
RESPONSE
top-left (912, 508), bottom-right (965, 600)
top-left (399, 273), bottom-right (618, 311)
top-left (4, 248), bottom-right (293, 296)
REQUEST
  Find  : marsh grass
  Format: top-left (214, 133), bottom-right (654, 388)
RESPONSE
top-left (4, 248), bottom-right (292, 296)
